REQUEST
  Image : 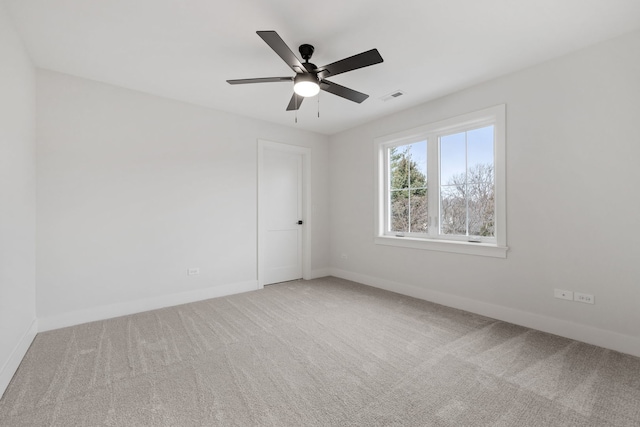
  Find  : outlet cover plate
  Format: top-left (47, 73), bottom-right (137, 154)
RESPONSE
top-left (554, 289), bottom-right (574, 301)
top-left (574, 292), bottom-right (594, 304)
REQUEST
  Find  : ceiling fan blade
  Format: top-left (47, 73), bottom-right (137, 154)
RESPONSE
top-left (320, 80), bottom-right (369, 103)
top-left (227, 77), bottom-right (293, 85)
top-left (257, 31), bottom-right (306, 74)
top-left (316, 49), bottom-right (383, 79)
top-left (286, 93), bottom-right (304, 111)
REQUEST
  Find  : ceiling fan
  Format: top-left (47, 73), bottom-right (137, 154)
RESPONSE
top-left (227, 31), bottom-right (384, 111)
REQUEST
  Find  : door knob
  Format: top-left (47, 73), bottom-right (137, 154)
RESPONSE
top-left (297, 220), bottom-right (303, 225)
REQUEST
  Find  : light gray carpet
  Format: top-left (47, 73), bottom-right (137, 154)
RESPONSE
top-left (1, 277), bottom-right (639, 426)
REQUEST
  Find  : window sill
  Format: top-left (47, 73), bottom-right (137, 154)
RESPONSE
top-left (375, 235), bottom-right (508, 258)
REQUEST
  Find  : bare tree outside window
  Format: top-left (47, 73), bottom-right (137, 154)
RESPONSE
top-left (440, 163), bottom-right (494, 237)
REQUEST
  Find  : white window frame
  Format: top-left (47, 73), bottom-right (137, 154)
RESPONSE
top-left (375, 104), bottom-right (507, 258)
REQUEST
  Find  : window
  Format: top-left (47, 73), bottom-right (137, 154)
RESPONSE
top-left (375, 105), bottom-right (507, 258)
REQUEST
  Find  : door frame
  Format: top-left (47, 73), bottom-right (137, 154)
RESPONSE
top-left (257, 139), bottom-right (312, 289)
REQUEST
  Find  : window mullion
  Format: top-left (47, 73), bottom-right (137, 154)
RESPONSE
top-left (407, 151), bottom-right (411, 233)
top-left (465, 131), bottom-right (469, 237)
top-left (385, 149), bottom-right (390, 233)
top-left (427, 135), bottom-right (439, 238)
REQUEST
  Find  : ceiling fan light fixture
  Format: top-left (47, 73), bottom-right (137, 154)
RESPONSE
top-left (293, 73), bottom-right (320, 97)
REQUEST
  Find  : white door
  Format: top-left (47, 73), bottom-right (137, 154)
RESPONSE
top-left (261, 145), bottom-right (304, 285)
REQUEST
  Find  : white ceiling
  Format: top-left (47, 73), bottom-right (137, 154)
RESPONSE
top-left (6, 0), bottom-right (640, 135)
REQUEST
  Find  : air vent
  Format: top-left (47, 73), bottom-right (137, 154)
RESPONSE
top-left (380, 90), bottom-right (405, 101)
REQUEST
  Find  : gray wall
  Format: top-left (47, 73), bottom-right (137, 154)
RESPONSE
top-left (36, 70), bottom-right (330, 326)
top-left (0, 2), bottom-right (37, 395)
top-left (329, 30), bottom-right (640, 356)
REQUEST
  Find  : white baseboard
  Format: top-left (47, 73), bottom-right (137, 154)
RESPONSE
top-left (38, 280), bottom-right (258, 332)
top-left (1, 318), bottom-right (38, 399)
top-left (330, 268), bottom-right (640, 358)
top-left (308, 268), bottom-right (331, 280)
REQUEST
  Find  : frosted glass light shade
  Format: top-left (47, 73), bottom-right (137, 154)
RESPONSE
top-left (293, 74), bottom-right (320, 97)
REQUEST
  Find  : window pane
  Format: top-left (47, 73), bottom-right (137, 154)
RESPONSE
top-left (387, 141), bottom-right (428, 235)
top-left (467, 126), bottom-right (494, 237)
top-left (440, 184), bottom-right (467, 235)
top-left (440, 132), bottom-right (466, 186)
top-left (467, 126), bottom-right (494, 183)
top-left (439, 127), bottom-right (495, 239)
top-left (410, 189), bottom-right (428, 233)
top-left (390, 189), bottom-right (409, 233)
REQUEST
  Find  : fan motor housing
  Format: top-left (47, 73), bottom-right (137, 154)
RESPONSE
top-left (299, 44), bottom-right (314, 62)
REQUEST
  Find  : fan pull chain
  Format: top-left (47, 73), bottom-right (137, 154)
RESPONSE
top-left (317, 91), bottom-right (320, 118)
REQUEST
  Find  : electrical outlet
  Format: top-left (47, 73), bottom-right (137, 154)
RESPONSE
top-left (574, 292), bottom-right (594, 304)
top-left (554, 289), bottom-right (573, 301)
top-left (187, 268), bottom-right (200, 276)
